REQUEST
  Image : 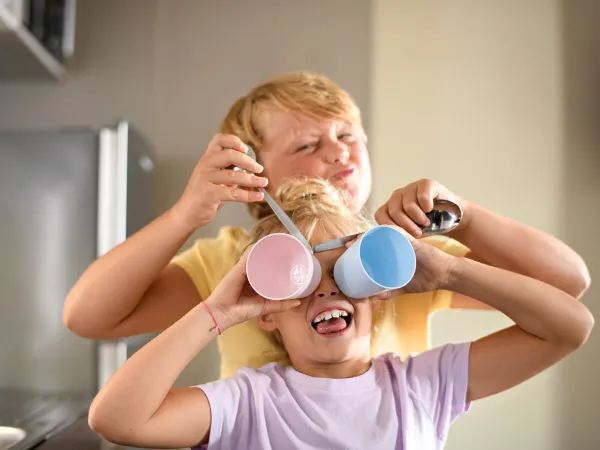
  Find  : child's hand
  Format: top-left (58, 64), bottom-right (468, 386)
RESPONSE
top-left (205, 246), bottom-right (302, 330)
top-left (374, 227), bottom-right (455, 299)
top-left (375, 178), bottom-right (468, 238)
top-left (171, 134), bottom-right (269, 231)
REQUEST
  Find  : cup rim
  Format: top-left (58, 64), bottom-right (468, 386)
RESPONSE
top-left (354, 225), bottom-right (417, 290)
top-left (246, 233), bottom-right (317, 300)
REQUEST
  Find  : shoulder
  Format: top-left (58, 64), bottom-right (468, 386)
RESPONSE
top-left (194, 226), bottom-right (250, 254)
top-left (198, 362), bottom-right (286, 398)
top-left (378, 343), bottom-right (471, 384)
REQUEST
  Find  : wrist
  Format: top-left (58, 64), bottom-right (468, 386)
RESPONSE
top-left (203, 298), bottom-right (237, 332)
top-left (167, 203), bottom-right (199, 235)
top-left (441, 255), bottom-right (467, 292)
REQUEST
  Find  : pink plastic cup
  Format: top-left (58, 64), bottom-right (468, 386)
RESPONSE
top-left (246, 233), bottom-right (322, 300)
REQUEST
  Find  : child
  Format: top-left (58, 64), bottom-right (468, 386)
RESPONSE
top-left (64, 72), bottom-right (590, 379)
top-left (88, 179), bottom-right (593, 450)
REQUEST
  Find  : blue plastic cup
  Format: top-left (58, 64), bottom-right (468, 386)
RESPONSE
top-left (333, 225), bottom-right (417, 299)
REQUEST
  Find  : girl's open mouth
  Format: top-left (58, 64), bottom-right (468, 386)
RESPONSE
top-left (311, 309), bottom-right (353, 336)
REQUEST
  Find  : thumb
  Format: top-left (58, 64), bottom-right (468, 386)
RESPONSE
top-left (262, 299), bottom-right (302, 314)
top-left (215, 245), bottom-right (255, 294)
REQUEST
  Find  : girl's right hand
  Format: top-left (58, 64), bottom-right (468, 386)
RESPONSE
top-left (171, 133), bottom-right (269, 230)
top-left (206, 246), bottom-right (302, 330)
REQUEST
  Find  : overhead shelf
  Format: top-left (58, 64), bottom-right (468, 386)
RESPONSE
top-left (0, 2), bottom-right (66, 80)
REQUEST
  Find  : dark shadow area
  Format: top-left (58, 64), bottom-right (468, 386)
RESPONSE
top-left (560, 1), bottom-right (600, 449)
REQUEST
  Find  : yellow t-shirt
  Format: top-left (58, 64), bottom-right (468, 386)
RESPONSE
top-left (171, 226), bottom-right (469, 379)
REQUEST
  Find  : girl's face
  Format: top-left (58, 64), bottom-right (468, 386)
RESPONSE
top-left (256, 110), bottom-right (372, 210)
top-left (256, 228), bottom-right (373, 376)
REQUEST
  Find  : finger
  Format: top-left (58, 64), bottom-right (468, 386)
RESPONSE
top-left (416, 179), bottom-right (436, 212)
top-left (262, 299), bottom-right (302, 314)
top-left (387, 201), bottom-right (423, 237)
top-left (374, 205), bottom-right (395, 226)
top-left (402, 199), bottom-right (430, 228)
top-left (208, 149), bottom-right (263, 174)
top-left (208, 169), bottom-right (269, 189)
top-left (206, 133), bottom-right (248, 155)
top-left (212, 185), bottom-right (265, 203)
top-left (344, 236), bottom-right (361, 248)
top-left (237, 245), bottom-right (255, 266)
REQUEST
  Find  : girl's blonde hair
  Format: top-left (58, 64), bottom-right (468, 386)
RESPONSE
top-left (219, 71), bottom-right (366, 220)
top-left (241, 177), bottom-right (374, 363)
top-left (246, 177), bottom-right (373, 248)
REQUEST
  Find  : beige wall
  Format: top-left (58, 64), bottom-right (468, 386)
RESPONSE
top-left (372, 0), bottom-right (598, 449)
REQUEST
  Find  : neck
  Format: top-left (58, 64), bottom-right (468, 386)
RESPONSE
top-left (290, 355), bottom-right (372, 379)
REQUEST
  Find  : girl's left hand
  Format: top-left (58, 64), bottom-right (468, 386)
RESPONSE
top-left (345, 228), bottom-right (455, 298)
top-left (380, 228), bottom-right (455, 298)
top-left (374, 178), bottom-right (467, 238)
top-left (205, 247), bottom-right (301, 330)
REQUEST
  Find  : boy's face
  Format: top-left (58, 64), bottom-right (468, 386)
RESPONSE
top-left (256, 110), bottom-right (372, 210)
top-left (256, 229), bottom-right (373, 373)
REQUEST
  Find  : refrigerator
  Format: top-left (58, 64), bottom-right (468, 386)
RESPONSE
top-left (0, 120), bottom-right (156, 449)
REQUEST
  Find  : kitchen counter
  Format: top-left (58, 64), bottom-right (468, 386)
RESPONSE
top-left (0, 389), bottom-right (90, 450)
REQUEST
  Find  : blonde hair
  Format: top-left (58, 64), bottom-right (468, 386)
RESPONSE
top-left (219, 71), bottom-right (366, 220)
top-left (247, 177), bottom-right (373, 248)
top-left (242, 177), bottom-right (374, 361)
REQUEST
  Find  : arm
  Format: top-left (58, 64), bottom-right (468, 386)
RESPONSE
top-left (449, 201), bottom-right (590, 310)
top-left (443, 256), bottom-right (594, 402)
top-left (374, 178), bottom-right (590, 311)
top-left (88, 249), bottom-right (300, 448)
top-left (63, 209), bottom-right (201, 339)
top-left (63, 134), bottom-right (266, 339)
top-left (88, 297), bottom-right (218, 448)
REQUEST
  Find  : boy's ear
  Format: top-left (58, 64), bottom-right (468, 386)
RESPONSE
top-left (256, 313), bottom-right (278, 332)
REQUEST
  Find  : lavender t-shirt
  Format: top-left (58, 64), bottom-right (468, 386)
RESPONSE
top-left (195, 343), bottom-right (470, 450)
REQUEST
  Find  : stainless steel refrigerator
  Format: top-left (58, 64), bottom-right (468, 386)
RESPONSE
top-left (0, 120), bottom-right (156, 449)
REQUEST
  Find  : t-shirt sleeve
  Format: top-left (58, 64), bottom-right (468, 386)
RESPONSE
top-left (192, 369), bottom-right (254, 449)
top-left (425, 237), bottom-right (471, 312)
top-left (170, 227), bottom-right (249, 301)
top-left (403, 342), bottom-right (471, 439)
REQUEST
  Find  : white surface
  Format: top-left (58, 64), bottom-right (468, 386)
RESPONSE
top-left (96, 123), bottom-right (130, 389)
top-left (0, 1), bottom-right (65, 79)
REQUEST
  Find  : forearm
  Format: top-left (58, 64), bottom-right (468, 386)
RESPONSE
top-left (89, 299), bottom-right (222, 429)
top-left (446, 257), bottom-right (593, 346)
top-left (451, 201), bottom-right (590, 297)
top-left (63, 209), bottom-right (194, 333)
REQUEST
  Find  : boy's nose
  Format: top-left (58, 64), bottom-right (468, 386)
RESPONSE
top-left (323, 142), bottom-right (350, 164)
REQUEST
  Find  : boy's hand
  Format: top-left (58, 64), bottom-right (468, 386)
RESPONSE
top-left (171, 134), bottom-right (269, 231)
top-left (205, 246), bottom-right (301, 330)
top-left (375, 178), bottom-right (469, 238)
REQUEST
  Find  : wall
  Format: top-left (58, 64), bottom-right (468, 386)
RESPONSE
top-left (0, 0), bottom-right (372, 385)
top-left (559, 1), bottom-right (600, 448)
top-left (371, 1), bottom-right (584, 449)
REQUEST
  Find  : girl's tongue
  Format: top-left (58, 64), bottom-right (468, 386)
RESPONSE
top-left (316, 317), bottom-right (348, 334)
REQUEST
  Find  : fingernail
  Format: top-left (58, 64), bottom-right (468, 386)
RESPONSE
top-left (241, 143), bottom-right (249, 153)
top-left (260, 177), bottom-right (269, 186)
top-left (255, 164), bottom-right (264, 173)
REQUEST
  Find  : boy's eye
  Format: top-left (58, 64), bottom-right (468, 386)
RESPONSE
top-left (338, 133), bottom-right (355, 141)
top-left (297, 142), bottom-right (317, 151)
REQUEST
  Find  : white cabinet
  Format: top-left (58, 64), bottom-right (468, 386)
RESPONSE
top-left (0, 0), bottom-right (76, 80)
